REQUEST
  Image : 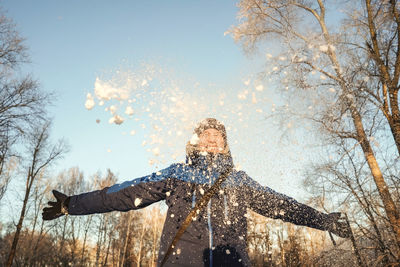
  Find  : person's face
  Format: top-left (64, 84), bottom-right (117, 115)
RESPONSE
top-left (198, 128), bottom-right (225, 154)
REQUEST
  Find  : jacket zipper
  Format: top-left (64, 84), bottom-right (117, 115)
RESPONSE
top-left (193, 187), bottom-right (213, 266)
top-left (224, 194), bottom-right (229, 221)
top-left (192, 190), bottom-right (196, 208)
top-left (207, 199), bottom-right (213, 267)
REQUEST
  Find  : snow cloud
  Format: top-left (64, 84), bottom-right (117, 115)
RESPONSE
top-left (94, 77), bottom-right (130, 100)
top-left (84, 62), bottom-right (277, 169)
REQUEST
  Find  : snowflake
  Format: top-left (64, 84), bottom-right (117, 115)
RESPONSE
top-left (255, 85), bottom-right (264, 91)
top-left (85, 93), bottom-right (95, 110)
top-left (125, 106), bottom-right (134, 115)
top-left (134, 198), bottom-right (142, 206)
top-left (190, 134), bottom-right (200, 145)
top-left (109, 115), bottom-right (124, 125)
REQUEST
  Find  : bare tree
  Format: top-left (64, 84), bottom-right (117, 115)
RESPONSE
top-left (361, 0), bottom-right (400, 154)
top-left (228, 0), bottom-right (400, 260)
top-left (22, 173), bottom-right (51, 266)
top-left (6, 121), bottom-right (67, 267)
top-left (91, 170), bottom-right (117, 267)
top-left (0, 155), bottom-right (17, 202)
top-left (0, 11), bottom-right (51, 203)
top-left (303, 138), bottom-right (399, 265)
top-left (0, 13), bottom-right (27, 68)
top-left (148, 206), bottom-right (164, 267)
top-left (247, 211), bottom-right (272, 266)
top-left (119, 211), bottom-right (133, 267)
top-left (58, 167), bottom-right (85, 266)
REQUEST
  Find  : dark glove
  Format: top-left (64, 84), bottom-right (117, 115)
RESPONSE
top-left (327, 212), bottom-right (351, 238)
top-left (42, 190), bottom-right (70, 220)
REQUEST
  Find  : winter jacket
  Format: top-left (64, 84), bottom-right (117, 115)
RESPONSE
top-left (68, 152), bottom-right (333, 267)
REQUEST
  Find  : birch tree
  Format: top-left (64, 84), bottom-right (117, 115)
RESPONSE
top-left (228, 0), bottom-right (400, 261)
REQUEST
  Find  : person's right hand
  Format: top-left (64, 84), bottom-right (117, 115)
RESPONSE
top-left (42, 190), bottom-right (70, 220)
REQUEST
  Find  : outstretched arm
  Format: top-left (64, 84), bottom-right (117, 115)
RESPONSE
top-left (43, 164), bottom-right (178, 219)
top-left (240, 172), bottom-right (350, 238)
top-left (68, 178), bottom-right (170, 215)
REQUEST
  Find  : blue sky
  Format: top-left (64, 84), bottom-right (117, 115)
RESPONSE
top-left (2, 0), bottom-right (313, 201)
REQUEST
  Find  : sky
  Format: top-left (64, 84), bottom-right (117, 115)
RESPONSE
top-left (1, 0), bottom-right (317, 203)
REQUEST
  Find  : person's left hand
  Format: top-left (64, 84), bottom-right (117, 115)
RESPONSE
top-left (327, 212), bottom-right (351, 238)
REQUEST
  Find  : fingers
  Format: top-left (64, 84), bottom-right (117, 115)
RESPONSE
top-left (42, 209), bottom-right (63, 220)
top-left (339, 222), bottom-right (352, 238)
top-left (42, 190), bottom-right (67, 221)
top-left (53, 190), bottom-right (68, 202)
top-left (329, 212), bottom-right (341, 221)
top-left (332, 221), bottom-right (351, 238)
top-left (42, 212), bottom-right (60, 221)
top-left (52, 190), bottom-right (65, 201)
top-left (42, 209), bottom-right (52, 220)
top-left (43, 207), bottom-right (54, 213)
top-left (52, 190), bottom-right (59, 200)
top-left (42, 212), bottom-right (52, 220)
top-left (327, 212), bottom-right (351, 238)
top-left (43, 207), bottom-right (52, 212)
top-left (47, 201), bottom-right (57, 206)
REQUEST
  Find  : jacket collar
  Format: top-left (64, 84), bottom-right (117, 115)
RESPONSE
top-left (186, 150), bottom-right (234, 174)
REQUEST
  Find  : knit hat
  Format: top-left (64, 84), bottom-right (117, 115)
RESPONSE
top-left (186, 118), bottom-right (230, 156)
top-left (193, 118), bottom-right (227, 144)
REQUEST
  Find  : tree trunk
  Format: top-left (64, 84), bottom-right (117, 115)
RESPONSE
top-left (120, 212), bottom-right (132, 267)
top-left (364, 0), bottom-right (400, 156)
top-left (319, 0), bottom-right (400, 256)
top-left (30, 220), bottom-right (45, 267)
top-left (103, 234), bottom-right (112, 267)
top-left (95, 216), bottom-right (104, 267)
top-left (351, 109), bottom-right (400, 256)
top-left (6, 122), bottom-right (64, 266)
top-left (136, 223), bottom-right (146, 267)
top-left (389, 90), bottom-right (400, 155)
top-left (151, 214), bottom-right (158, 267)
top-left (80, 216), bottom-right (92, 264)
top-left (6, 172), bottom-right (33, 267)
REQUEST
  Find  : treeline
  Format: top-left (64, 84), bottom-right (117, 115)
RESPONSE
top-left (0, 168), bottom-right (166, 267)
top-left (0, 167), bottom-right (395, 266)
top-left (0, 167), bottom-right (397, 266)
top-left (0, 167), bottom-right (353, 267)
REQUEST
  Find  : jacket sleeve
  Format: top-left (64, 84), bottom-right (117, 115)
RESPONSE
top-left (67, 164), bottom-right (178, 215)
top-left (241, 171), bottom-right (331, 231)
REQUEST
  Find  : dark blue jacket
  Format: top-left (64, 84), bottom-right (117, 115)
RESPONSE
top-left (68, 152), bottom-right (332, 266)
